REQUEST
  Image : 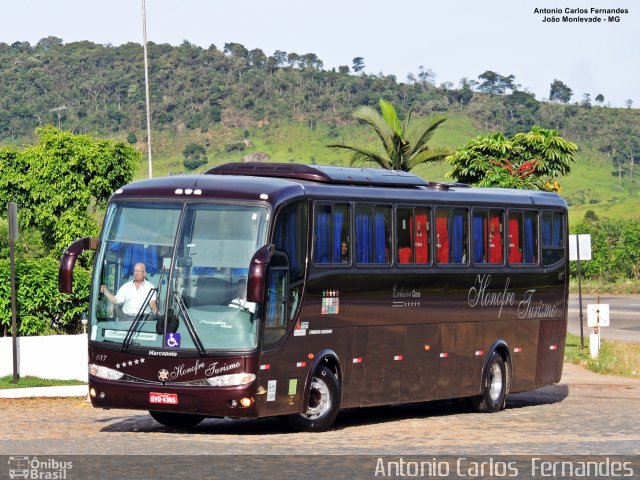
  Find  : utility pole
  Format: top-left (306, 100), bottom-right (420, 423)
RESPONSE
top-left (142, 0), bottom-right (153, 178)
top-left (8, 202), bottom-right (19, 383)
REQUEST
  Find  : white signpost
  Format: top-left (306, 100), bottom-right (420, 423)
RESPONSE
top-left (587, 303), bottom-right (609, 359)
top-left (569, 234), bottom-right (592, 349)
top-left (569, 234), bottom-right (592, 261)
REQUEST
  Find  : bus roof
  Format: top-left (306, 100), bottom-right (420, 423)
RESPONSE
top-left (111, 163), bottom-right (566, 209)
top-left (206, 162), bottom-right (431, 188)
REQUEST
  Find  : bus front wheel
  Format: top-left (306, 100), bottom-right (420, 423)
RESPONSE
top-left (470, 352), bottom-right (507, 413)
top-left (285, 364), bottom-right (341, 432)
top-left (149, 411), bottom-right (205, 428)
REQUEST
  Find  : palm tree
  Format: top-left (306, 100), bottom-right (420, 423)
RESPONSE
top-left (328, 99), bottom-right (450, 172)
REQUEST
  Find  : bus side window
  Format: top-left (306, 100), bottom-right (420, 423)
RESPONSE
top-left (313, 203), bottom-right (350, 265)
top-left (541, 211), bottom-right (564, 265)
top-left (472, 210), bottom-right (503, 264)
top-left (508, 211), bottom-right (538, 265)
top-left (436, 208), bottom-right (468, 264)
top-left (263, 267), bottom-right (288, 347)
top-left (274, 201), bottom-right (307, 282)
top-left (397, 207), bottom-right (430, 264)
top-left (355, 205), bottom-right (390, 264)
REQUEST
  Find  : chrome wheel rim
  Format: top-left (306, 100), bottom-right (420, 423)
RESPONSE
top-left (488, 362), bottom-right (503, 402)
top-left (304, 377), bottom-right (331, 419)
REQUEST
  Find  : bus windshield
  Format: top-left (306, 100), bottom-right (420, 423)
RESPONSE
top-left (90, 201), bottom-right (269, 352)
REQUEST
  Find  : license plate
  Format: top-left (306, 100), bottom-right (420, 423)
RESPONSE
top-left (149, 392), bottom-right (178, 405)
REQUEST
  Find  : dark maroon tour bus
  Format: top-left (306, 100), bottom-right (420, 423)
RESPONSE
top-left (59, 162), bottom-right (568, 431)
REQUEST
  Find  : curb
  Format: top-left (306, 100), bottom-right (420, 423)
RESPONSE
top-left (0, 384), bottom-right (88, 399)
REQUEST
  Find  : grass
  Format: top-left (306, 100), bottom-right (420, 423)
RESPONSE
top-left (0, 375), bottom-right (86, 390)
top-left (569, 278), bottom-right (640, 295)
top-left (564, 333), bottom-right (640, 378)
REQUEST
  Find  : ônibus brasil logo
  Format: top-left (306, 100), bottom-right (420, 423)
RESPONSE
top-left (8, 456), bottom-right (73, 479)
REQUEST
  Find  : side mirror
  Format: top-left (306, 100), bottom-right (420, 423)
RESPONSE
top-left (58, 237), bottom-right (99, 293)
top-left (246, 244), bottom-right (275, 303)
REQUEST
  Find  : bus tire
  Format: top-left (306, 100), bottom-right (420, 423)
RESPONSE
top-left (470, 352), bottom-right (507, 413)
top-left (285, 364), bottom-right (341, 432)
top-left (149, 411), bottom-right (205, 428)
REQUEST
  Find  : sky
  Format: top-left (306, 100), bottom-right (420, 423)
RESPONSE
top-left (3, 0), bottom-right (638, 107)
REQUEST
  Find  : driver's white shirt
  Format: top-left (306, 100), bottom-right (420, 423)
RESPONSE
top-left (115, 279), bottom-right (156, 316)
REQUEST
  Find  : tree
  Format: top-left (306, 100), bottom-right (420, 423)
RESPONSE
top-left (352, 57), bottom-right (365, 73)
top-left (549, 79), bottom-right (573, 103)
top-left (0, 126), bottom-right (138, 256)
top-left (595, 94), bottom-right (605, 105)
top-left (127, 132), bottom-right (137, 144)
top-left (328, 99), bottom-right (450, 172)
top-left (223, 42), bottom-right (248, 59)
top-left (272, 50), bottom-right (288, 66)
top-left (35, 36), bottom-right (63, 52)
top-left (477, 71), bottom-right (516, 95)
top-left (182, 142), bottom-right (208, 170)
top-left (446, 126), bottom-right (577, 189)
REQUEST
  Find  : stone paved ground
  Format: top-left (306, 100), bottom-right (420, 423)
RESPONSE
top-left (1, 363), bottom-right (639, 457)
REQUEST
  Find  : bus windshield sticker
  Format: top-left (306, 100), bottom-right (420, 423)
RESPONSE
top-left (165, 332), bottom-right (181, 348)
top-left (321, 290), bottom-right (340, 314)
top-left (104, 330), bottom-right (156, 341)
top-left (309, 329), bottom-right (333, 335)
top-left (288, 378), bottom-right (298, 396)
top-left (267, 380), bottom-right (277, 401)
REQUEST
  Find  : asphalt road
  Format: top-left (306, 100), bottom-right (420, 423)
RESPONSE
top-left (568, 294), bottom-right (640, 342)
top-left (1, 363), bottom-right (638, 477)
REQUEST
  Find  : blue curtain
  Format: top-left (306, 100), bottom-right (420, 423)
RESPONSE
top-left (275, 209), bottom-right (300, 276)
top-left (552, 214), bottom-right (562, 246)
top-left (192, 266), bottom-right (216, 276)
top-left (472, 214), bottom-right (484, 263)
top-left (111, 243), bottom-right (159, 277)
top-left (374, 210), bottom-right (386, 263)
top-left (332, 210), bottom-right (344, 263)
top-left (266, 270), bottom-right (277, 327)
top-left (523, 215), bottom-right (535, 263)
top-left (355, 210), bottom-right (371, 263)
top-left (542, 215), bottom-right (552, 246)
top-left (314, 210), bottom-right (331, 263)
top-left (451, 211), bottom-right (465, 263)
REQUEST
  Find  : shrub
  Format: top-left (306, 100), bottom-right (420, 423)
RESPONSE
top-left (0, 257), bottom-right (90, 336)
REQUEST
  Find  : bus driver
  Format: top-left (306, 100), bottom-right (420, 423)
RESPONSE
top-left (101, 262), bottom-right (158, 320)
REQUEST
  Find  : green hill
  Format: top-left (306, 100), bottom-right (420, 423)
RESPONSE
top-left (1, 39), bottom-right (638, 226)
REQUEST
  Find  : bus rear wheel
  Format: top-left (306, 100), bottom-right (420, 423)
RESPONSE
top-left (470, 352), bottom-right (507, 413)
top-left (149, 411), bottom-right (205, 428)
top-left (284, 364), bottom-right (341, 432)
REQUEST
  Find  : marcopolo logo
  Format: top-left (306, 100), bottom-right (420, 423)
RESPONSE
top-left (8, 456), bottom-right (73, 479)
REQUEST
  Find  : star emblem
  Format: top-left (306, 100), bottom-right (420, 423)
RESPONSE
top-left (158, 369), bottom-right (169, 381)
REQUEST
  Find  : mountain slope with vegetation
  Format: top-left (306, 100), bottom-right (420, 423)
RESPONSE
top-left (1, 37), bottom-right (638, 225)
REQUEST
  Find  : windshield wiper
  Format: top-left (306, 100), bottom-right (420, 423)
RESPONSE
top-left (121, 288), bottom-right (156, 353)
top-left (173, 291), bottom-right (206, 355)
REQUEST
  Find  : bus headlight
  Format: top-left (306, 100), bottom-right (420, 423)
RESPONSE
top-left (89, 363), bottom-right (124, 381)
top-left (206, 373), bottom-right (255, 387)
